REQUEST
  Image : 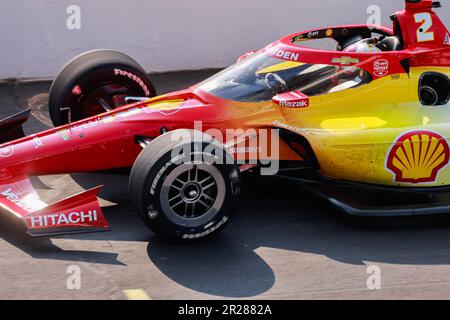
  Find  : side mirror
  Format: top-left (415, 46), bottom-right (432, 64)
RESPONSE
top-left (237, 51), bottom-right (256, 63)
top-left (272, 91), bottom-right (310, 108)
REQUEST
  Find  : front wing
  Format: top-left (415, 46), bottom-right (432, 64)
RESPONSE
top-left (0, 175), bottom-right (109, 236)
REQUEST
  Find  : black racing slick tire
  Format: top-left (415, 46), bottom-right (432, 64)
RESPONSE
top-left (49, 49), bottom-right (156, 126)
top-left (129, 130), bottom-right (241, 241)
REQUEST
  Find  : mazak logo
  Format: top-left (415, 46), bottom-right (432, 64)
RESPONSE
top-left (280, 100), bottom-right (309, 108)
top-left (28, 210), bottom-right (98, 228)
top-left (0, 145), bottom-right (13, 158)
top-left (273, 91), bottom-right (310, 109)
top-left (373, 59), bottom-right (389, 77)
top-left (386, 131), bottom-right (450, 184)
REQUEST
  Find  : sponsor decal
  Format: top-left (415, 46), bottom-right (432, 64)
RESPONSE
top-left (280, 100), bottom-right (309, 108)
top-left (266, 48), bottom-right (300, 61)
top-left (58, 130), bottom-right (71, 141)
top-left (386, 131), bottom-right (450, 184)
top-left (373, 59), bottom-right (389, 77)
top-left (273, 91), bottom-right (310, 108)
top-left (332, 56), bottom-right (360, 65)
top-left (72, 120), bottom-right (100, 131)
top-left (326, 29), bottom-right (334, 37)
top-left (114, 69), bottom-right (151, 96)
top-left (182, 216), bottom-right (229, 239)
top-left (150, 161), bottom-right (172, 195)
top-left (227, 146), bottom-right (261, 154)
top-left (32, 136), bottom-right (43, 149)
top-left (292, 30), bottom-right (319, 42)
top-left (0, 144), bottom-right (13, 158)
top-left (1, 188), bottom-right (44, 212)
top-left (445, 33), bottom-right (450, 45)
top-left (28, 210), bottom-right (98, 228)
top-left (272, 120), bottom-right (305, 134)
top-left (307, 31), bottom-right (319, 38)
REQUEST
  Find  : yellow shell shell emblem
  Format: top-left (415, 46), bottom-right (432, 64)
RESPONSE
top-left (386, 131), bottom-right (450, 184)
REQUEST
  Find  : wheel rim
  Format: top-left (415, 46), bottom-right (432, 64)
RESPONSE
top-left (62, 78), bottom-right (147, 122)
top-left (80, 83), bottom-right (133, 118)
top-left (160, 164), bottom-right (226, 227)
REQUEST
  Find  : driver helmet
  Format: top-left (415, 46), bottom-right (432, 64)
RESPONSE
top-left (344, 39), bottom-right (382, 53)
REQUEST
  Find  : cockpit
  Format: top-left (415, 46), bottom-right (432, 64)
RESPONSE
top-left (198, 52), bottom-right (372, 103)
top-left (198, 24), bottom-right (407, 103)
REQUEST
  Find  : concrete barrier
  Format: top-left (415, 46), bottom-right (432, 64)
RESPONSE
top-left (0, 0), bottom-right (448, 79)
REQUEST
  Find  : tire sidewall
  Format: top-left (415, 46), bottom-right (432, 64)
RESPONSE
top-left (140, 142), bottom-right (240, 240)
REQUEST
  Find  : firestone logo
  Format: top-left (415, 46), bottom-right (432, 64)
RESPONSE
top-left (28, 210), bottom-right (98, 228)
top-left (114, 69), bottom-right (151, 96)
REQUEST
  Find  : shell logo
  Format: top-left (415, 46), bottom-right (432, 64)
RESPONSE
top-left (386, 131), bottom-right (450, 184)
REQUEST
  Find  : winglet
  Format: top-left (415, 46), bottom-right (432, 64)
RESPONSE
top-left (24, 186), bottom-right (110, 237)
top-left (0, 175), bottom-right (109, 237)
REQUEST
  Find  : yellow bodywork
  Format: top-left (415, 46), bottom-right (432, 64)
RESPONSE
top-left (275, 66), bottom-right (450, 187)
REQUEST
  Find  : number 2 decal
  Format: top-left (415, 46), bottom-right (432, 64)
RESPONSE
top-left (414, 13), bottom-right (435, 42)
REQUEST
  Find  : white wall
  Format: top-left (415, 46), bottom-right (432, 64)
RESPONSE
top-left (0, 0), bottom-right (449, 79)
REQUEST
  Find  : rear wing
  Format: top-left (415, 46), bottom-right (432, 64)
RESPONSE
top-left (393, 0), bottom-right (449, 48)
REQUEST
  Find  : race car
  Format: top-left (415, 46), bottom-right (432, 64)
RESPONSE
top-left (0, 0), bottom-right (448, 240)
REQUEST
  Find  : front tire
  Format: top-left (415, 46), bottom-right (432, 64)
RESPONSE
top-left (49, 49), bottom-right (156, 126)
top-left (129, 130), bottom-right (241, 240)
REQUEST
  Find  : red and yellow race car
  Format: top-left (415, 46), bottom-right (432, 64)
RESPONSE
top-left (0, 0), bottom-right (448, 240)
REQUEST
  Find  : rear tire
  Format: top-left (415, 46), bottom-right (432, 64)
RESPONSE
top-left (49, 49), bottom-right (156, 126)
top-left (129, 130), bottom-right (241, 240)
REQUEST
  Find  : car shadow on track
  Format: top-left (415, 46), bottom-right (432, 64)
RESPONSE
top-left (73, 172), bottom-right (450, 297)
top-left (142, 177), bottom-right (450, 296)
top-left (0, 214), bottom-right (124, 266)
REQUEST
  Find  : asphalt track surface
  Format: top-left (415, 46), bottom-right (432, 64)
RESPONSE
top-left (2, 71), bottom-right (450, 300)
